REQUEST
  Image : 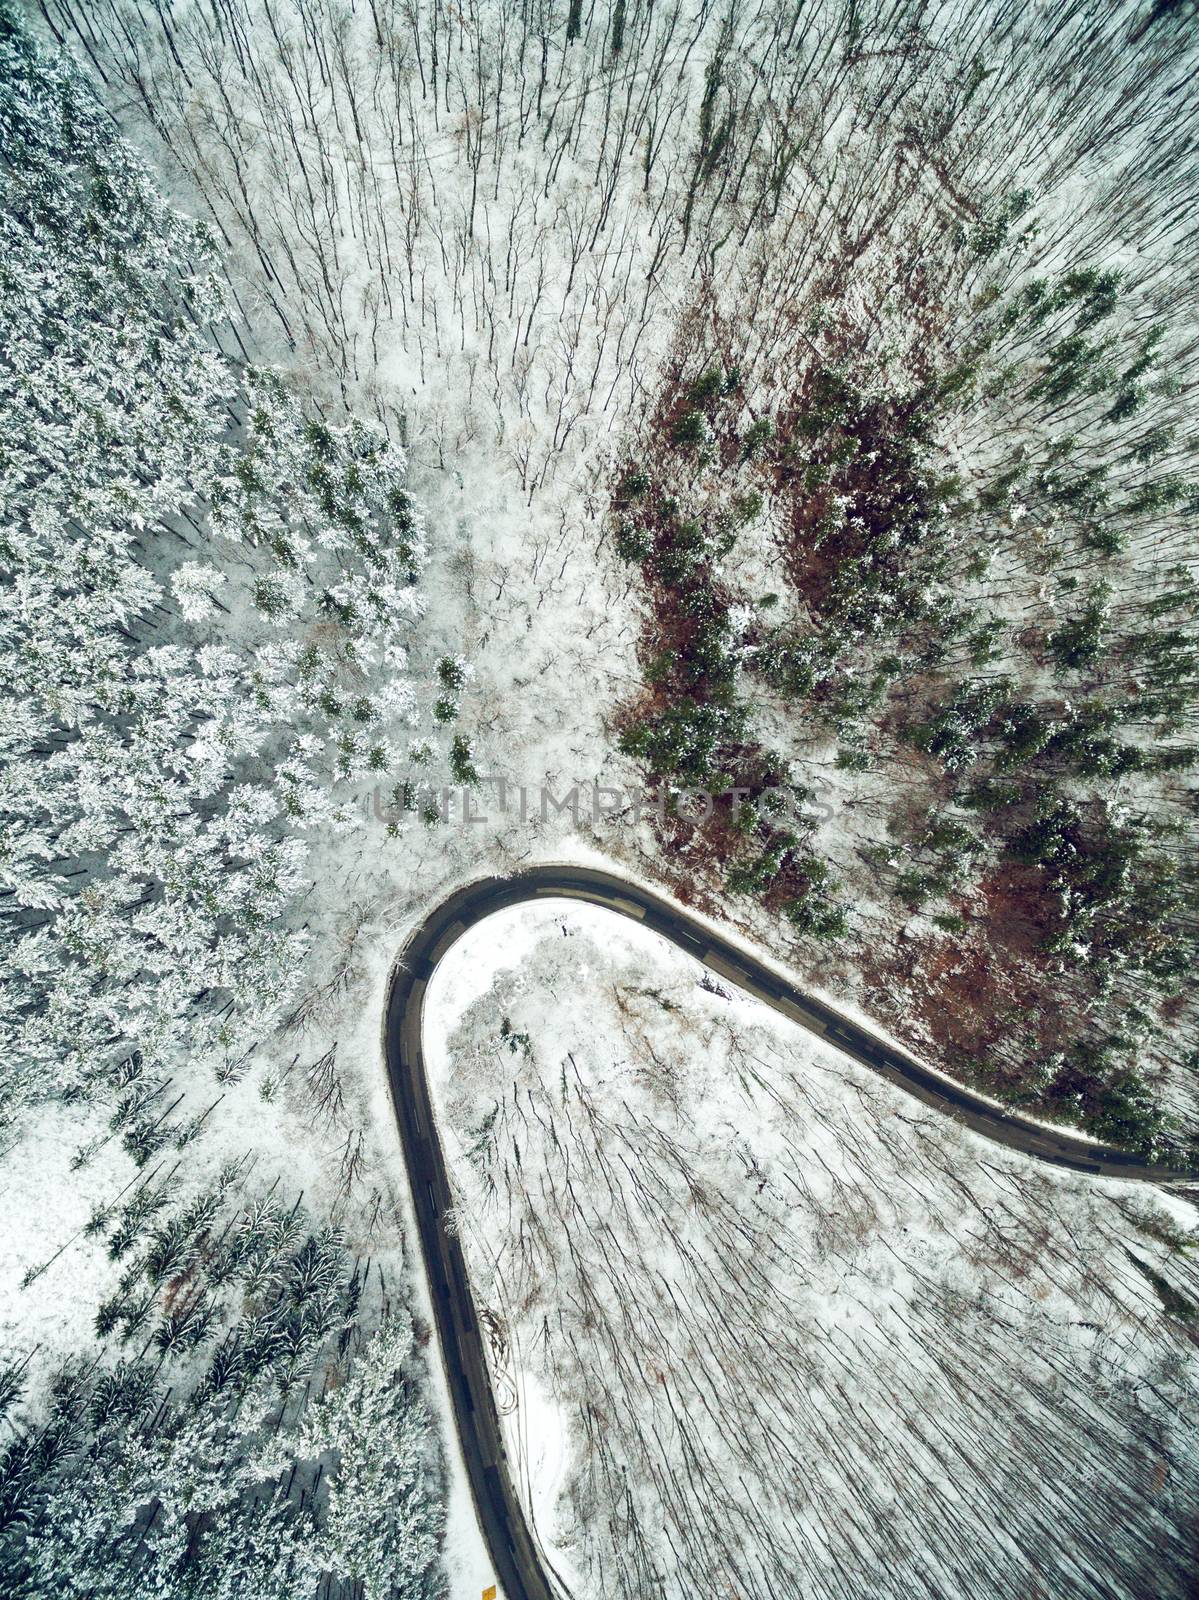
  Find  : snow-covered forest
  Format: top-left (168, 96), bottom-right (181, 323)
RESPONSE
top-left (1, 13), bottom-right (457, 1596)
top-left (30, 0), bottom-right (1199, 1153)
top-left (0, 12), bottom-right (471, 1130)
top-left (433, 906), bottom-right (1199, 1600)
top-left (3, 0), bottom-right (1198, 1596)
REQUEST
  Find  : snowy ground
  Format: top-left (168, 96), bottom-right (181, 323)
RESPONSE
top-left (424, 901), bottom-right (1199, 1600)
top-left (7, 5), bottom-right (1198, 1595)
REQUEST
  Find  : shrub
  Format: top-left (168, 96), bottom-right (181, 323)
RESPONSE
top-left (449, 735), bottom-right (477, 784)
top-left (613, 518), bottom-right (653, 562)
top-left (671, 409), bottom-right (712, 449)
top-left (739, 416), bottom-right (774, 460)
top-left (437, 654), bottom-right (467, 692)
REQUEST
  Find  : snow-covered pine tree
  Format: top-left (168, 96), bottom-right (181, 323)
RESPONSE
top-left (300, 1313), bottom-right (446, 1600)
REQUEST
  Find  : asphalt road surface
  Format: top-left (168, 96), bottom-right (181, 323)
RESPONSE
top-left (383, 862), bottom-right (1197, 1600)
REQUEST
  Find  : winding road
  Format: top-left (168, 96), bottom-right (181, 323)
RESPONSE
top-left (383, 862), bottom-right (1196, 1600)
